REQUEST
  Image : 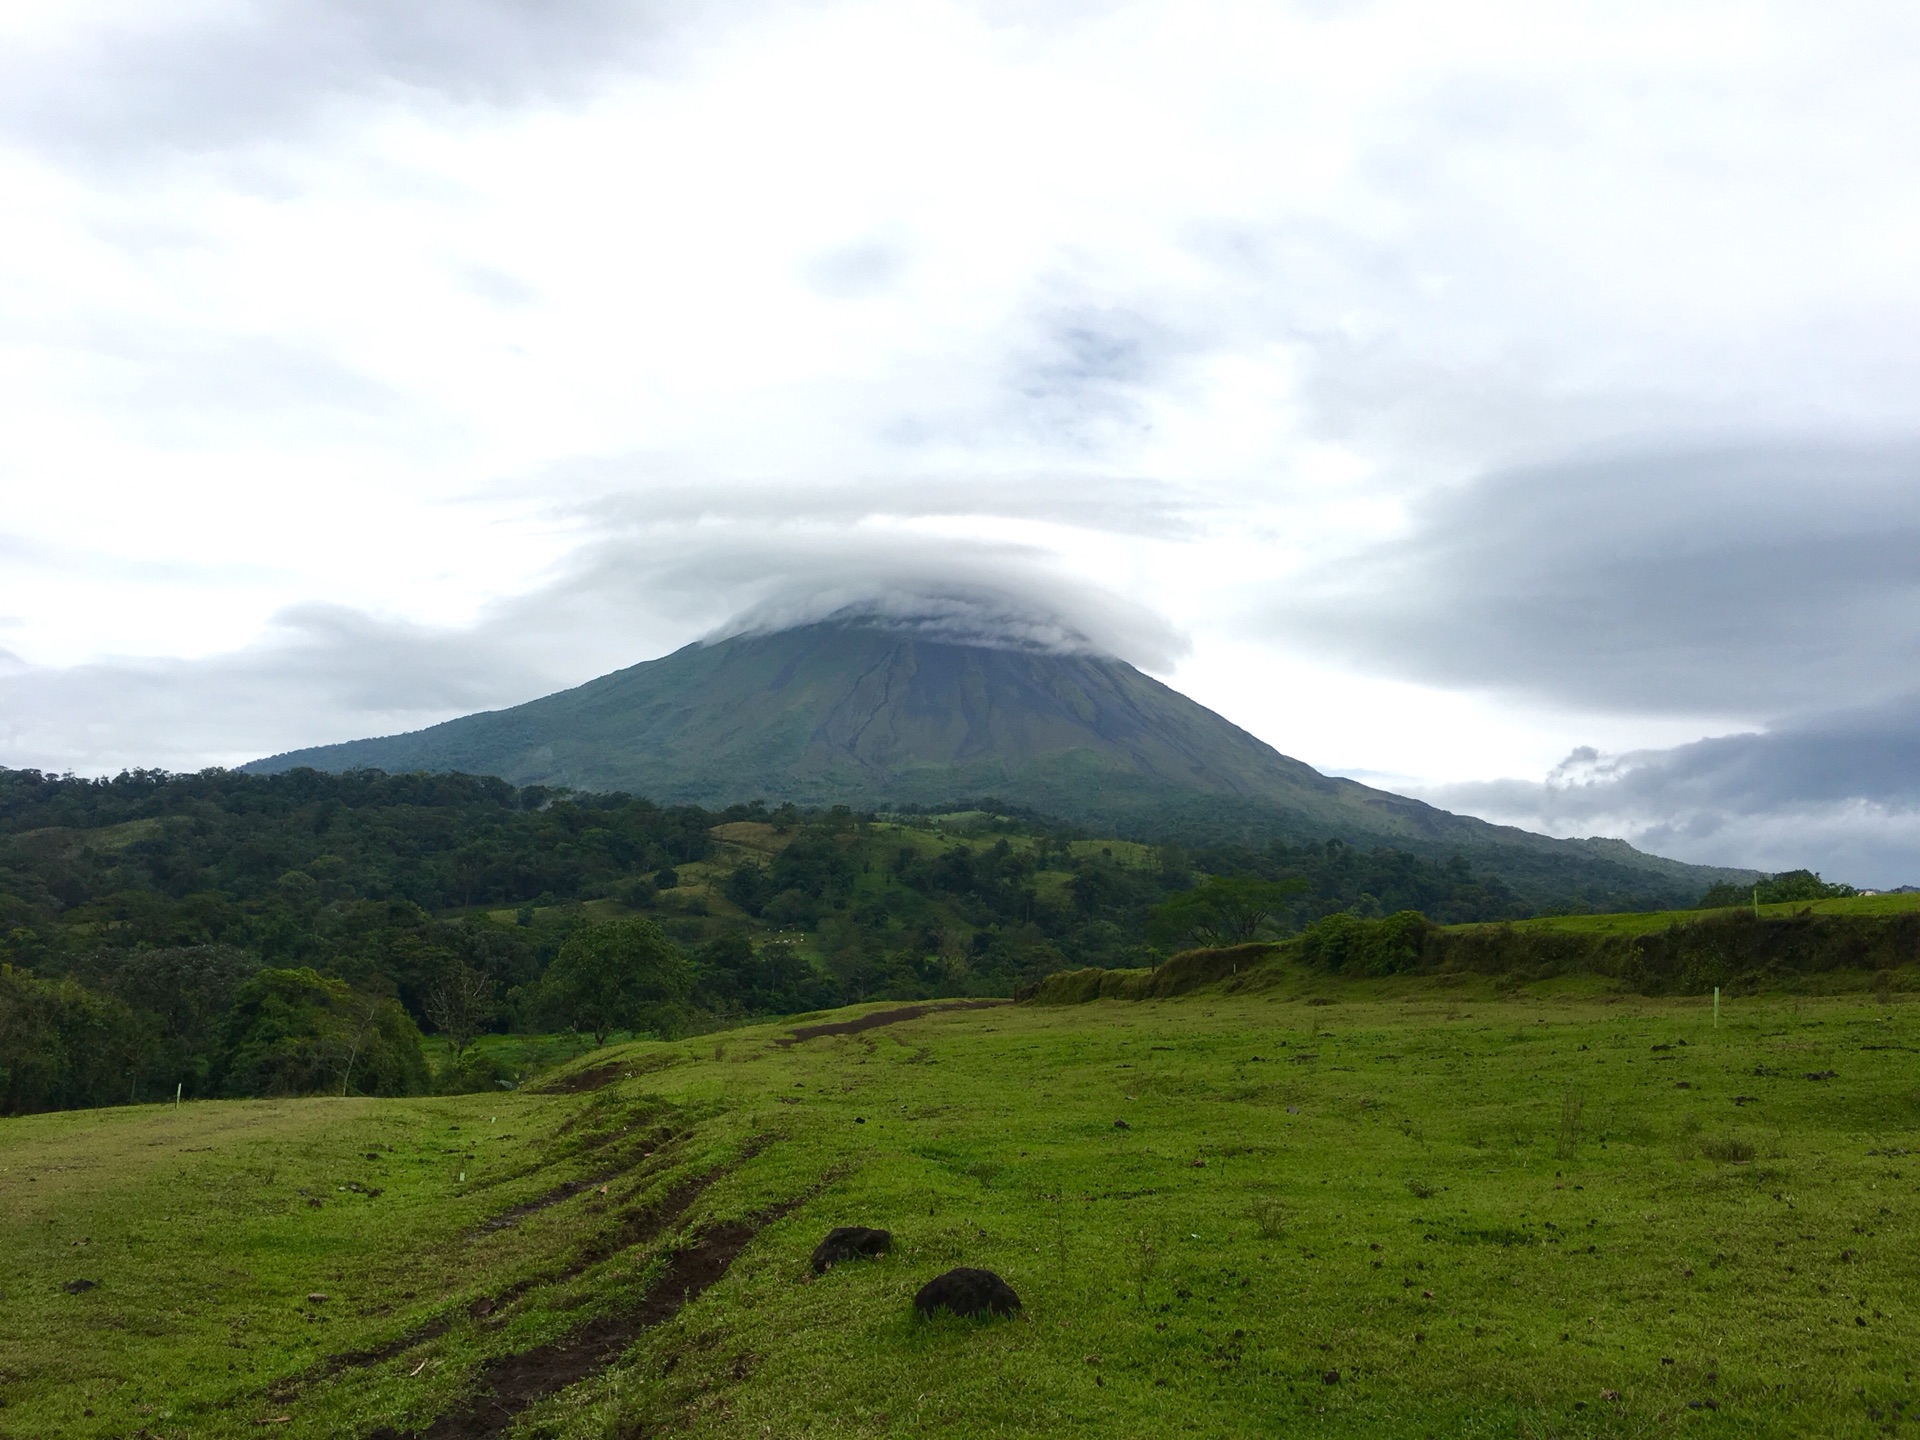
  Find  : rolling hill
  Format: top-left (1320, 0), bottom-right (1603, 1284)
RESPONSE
top-left (247, 617), bottom-right (1750, 906)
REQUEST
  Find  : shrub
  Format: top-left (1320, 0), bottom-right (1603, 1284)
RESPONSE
top-left (1296, 910), bottom-right (1434, 976)
top-left (214, 968), bottom-right (428, 1098)
top-left (1249, 1195), bottom-right (1288, 1239)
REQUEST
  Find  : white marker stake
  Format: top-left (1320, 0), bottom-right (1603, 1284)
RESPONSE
top-left (1713, 987), bottom-right (1720, 1029)
top-left (175, 1082), bottom-right (182, 1108)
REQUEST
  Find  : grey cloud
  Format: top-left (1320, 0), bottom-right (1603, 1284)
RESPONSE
top-left (519, 469), bottom-right (1214, 542)
top-left (803, 241), bottom-right (912, 300)
top-left (1419, 693), bottom-right (1920, 887)
top-left (3, 308), bottom-right (418, 450)
top-left (1277, 441), bottom-right (1920, 718)
top-left (0, 521), bottom-right (1186, 775)
top-left (457, 265), bottom-right (540, 308)
top-left (849, 297), bottom-right (1208, 461)
top-left (0, 1), bottom-right (684, 163)
top-left (80, 328), bottom-right (410, 444)
top-left (0, 603), bottom-right (550, 776)
top-left (0, 530), bottom-right (284, 587)
top-left (1001, 305), bottom-right (1189, 449)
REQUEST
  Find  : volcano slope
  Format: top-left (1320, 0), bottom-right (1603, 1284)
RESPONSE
top-left (3, 981), bottom-right (1914, 1438)
top-left (246, 620), bottom-right (1750, 909)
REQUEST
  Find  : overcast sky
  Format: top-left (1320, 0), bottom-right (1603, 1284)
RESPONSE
top-left (3, 0), bottom-right (1918, 883)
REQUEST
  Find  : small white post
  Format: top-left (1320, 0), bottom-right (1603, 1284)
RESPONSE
top-left (1713, 987), bottom-right (1720, 1029)
top-left (175, 1082), bottom-right (182, 1108)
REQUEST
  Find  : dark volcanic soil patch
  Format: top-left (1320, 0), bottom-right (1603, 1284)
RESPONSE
top-left (775, 999), bottom-right (1004, 1047)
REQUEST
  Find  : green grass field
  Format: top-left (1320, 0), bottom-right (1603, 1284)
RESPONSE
top-left (4, 980), bottom-right (1917, 1437)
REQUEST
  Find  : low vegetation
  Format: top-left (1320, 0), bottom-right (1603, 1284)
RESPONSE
top-left (2, 975), bottom-right (1914, 1437)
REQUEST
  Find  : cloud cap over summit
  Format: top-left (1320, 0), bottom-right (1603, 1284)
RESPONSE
top-left (715, 579), bottom-right (1187, 668)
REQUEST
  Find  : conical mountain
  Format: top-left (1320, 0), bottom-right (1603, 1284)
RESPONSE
top-left (247, 619), bottom-right (1748, 905)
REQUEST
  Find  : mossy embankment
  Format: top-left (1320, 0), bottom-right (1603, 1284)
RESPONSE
top-left (1028, 896), bottom-right (1920, 1005)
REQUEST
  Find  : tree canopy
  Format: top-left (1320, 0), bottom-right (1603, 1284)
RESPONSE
top-left (1148, 876), bottom-right (1307, 948)
top-left (0, 765), bottom-right (1537, 1112)
top-left (1699, 869), bottom-right (1858, 908)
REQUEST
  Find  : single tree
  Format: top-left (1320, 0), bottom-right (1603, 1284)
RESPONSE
top-left (423, 961), bottom-right (495, 1061)
top-left (1148, 875), bottom-right (1306, 949)
top-left (540, 918), bottom-right (692, 1045)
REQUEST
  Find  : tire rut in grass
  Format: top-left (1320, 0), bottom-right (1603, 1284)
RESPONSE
top-left (775, 998), bottom-right (1004, 1046)
top-left (471, 1172), bottom-right (616, 1236)
top-left (541, 1051), bottom-right (688, 1094)
top-left (379, 1199), bottom-right (797, 1440)
top-left (274, 1130), bottom-right (718, 1406)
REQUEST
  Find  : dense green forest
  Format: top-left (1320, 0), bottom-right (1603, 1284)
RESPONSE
top-left (0, 765), bottom-right (1542, 1113)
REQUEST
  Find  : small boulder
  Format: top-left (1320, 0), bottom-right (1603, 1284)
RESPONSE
top-left (811, 1226), bottom-right (892, 1274)
top-left (63, 1278), bottom-right (98, 1294)
top-left (914, 1267), bottom-right (1021, 1320)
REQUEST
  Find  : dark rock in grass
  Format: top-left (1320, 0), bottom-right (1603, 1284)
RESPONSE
top-left (1806, 1070), bottom-right (1838, 1081)
top-left (811, 1226), bottom-right (892, 1274)
top-left (1113, 1119), bottom-right (1130, 1130)
top-left (913, 1267), bottom-right (1021, 1320)
top-left (63, 1278), bottom-right (98, 1294)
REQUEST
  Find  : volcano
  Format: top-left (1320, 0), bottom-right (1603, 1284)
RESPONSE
top-left (246, 618), bottom-right (1748, 905)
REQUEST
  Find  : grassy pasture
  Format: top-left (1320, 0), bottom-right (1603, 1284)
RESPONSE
top-left (3, 984), bottom-right (1917, 1438)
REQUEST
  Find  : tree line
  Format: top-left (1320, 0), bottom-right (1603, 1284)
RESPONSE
top-left (0, 765), bottom-right (1534, 1114)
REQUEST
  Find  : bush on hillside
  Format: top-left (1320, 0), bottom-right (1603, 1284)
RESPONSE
top-left (1295, 910), bottom-right (1433, 976)
top-left (433, 1046), bottom-right (517, 1094)
top-left (214, 968), bottom-right (429, 1098)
